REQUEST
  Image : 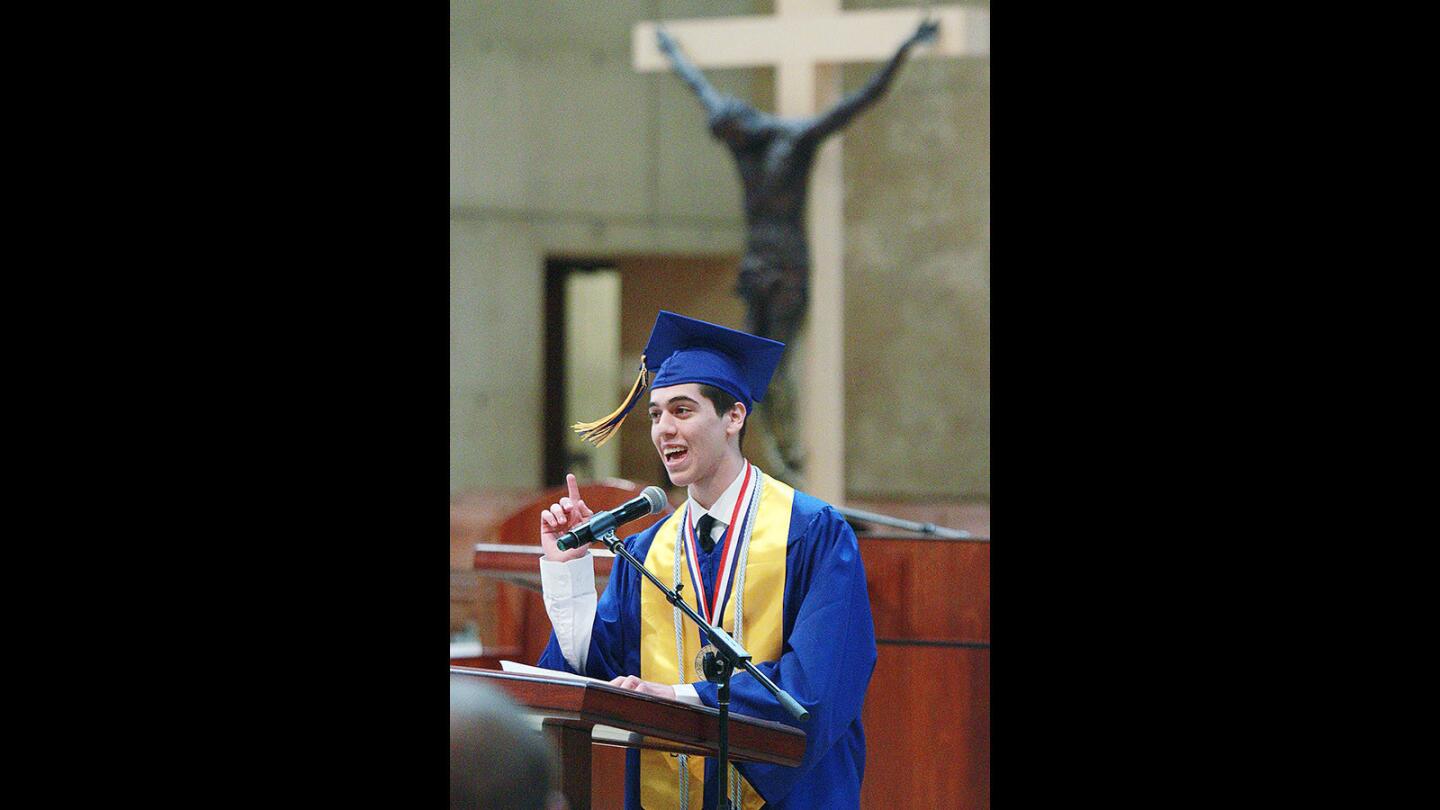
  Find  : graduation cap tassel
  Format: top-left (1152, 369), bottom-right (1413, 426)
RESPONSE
top-left (571, 356), bottom-right (650, 448)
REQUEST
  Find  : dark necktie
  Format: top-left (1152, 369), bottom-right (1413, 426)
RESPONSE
top-left (696, 514), bottom-right (718, 554)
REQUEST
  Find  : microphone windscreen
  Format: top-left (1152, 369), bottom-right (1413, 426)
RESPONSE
top-left (641, 486), bottom-right (667, 514)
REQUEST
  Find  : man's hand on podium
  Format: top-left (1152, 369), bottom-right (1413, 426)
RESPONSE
top-left (610, 675), bottom-right (679, 700)
top-left (540, 473), bottom-right (594, 562)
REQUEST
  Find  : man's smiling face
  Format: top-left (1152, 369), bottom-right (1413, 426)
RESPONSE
top-left (648, 382), bottom-right (741, 491)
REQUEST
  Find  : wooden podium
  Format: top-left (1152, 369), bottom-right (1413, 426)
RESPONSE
top-left (451, 667), bottom-right (805, 810)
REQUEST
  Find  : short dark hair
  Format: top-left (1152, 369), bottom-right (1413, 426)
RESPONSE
top-left (697, 384), bottom-right (747, 450)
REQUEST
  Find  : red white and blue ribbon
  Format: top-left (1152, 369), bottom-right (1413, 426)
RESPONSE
top-left (682, 462), bottom-right (756, 634)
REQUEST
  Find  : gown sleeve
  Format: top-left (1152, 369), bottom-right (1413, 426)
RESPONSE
top-left (537, 532), bottom-right (647, 680)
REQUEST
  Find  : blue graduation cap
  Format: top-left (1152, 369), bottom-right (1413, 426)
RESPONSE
top-left (572, 311), bottom-right (786, 447)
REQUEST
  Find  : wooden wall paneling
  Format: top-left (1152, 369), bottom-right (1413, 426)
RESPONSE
top-left (860, 538), bottom-right (990, 643)
top-left (450, 487), bottom-right (543, 638)
top-left (859, 536), bottom-right (990, 808)
top-left (860, 645), bottom-right (990, 808)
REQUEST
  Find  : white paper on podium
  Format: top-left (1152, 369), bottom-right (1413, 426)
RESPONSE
top-left (500, 661), bottom-right (650, 747)
top-left (499, 660), bottom-right (612, 686)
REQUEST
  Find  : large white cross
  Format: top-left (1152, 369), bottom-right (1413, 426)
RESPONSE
top-left (634, 1), bottom-right (989, 504)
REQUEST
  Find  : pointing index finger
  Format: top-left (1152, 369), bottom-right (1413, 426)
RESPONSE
top-left (567, 473), bottom-right (581, 503)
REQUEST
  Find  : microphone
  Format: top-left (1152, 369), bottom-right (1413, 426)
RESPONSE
top-left (555, 486), bottom-right (668, 551)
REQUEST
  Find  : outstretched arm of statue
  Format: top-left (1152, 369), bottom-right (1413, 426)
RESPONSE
top-left (806, 17), bottom-right (939, 141)
top-left (655, 24), bottom-right (730, 118)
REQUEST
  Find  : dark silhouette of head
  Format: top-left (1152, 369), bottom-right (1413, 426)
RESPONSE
top-left (450, 677), bottom-right (563, 810)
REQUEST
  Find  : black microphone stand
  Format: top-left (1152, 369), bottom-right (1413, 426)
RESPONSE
top-left (593, 529), bottom-right (809, 809)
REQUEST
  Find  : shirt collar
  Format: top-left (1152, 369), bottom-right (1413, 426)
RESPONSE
top-left (690, 460), bottom-right (750, 526)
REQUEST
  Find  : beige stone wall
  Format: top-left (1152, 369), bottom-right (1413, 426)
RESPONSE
top-left (843, 0), bottom-right (990, 501)
top-left (450, 0), bottom-right (989, 502)
top-left (449, 0), bottom-right (752, 495)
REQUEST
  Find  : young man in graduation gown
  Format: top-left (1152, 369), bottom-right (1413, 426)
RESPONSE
top-left (535, 311), bottom-right (878, 810)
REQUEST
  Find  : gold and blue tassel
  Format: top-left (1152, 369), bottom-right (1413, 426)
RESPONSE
top-left (571, 356), bottom-right (650, 447)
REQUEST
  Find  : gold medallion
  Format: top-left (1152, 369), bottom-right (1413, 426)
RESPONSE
top-left (694, 644), bottom-right (719, 680)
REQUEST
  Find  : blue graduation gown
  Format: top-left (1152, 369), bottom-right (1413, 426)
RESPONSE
top-left (538, 488), bottom-right (878, 809)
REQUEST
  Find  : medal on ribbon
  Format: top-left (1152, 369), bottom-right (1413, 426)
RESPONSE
top-left (694, 644), bottom-right (719, 680)
top-left (682, 462), bottom-right (756, 678)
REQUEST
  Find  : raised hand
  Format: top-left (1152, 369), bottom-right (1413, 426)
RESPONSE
top-left (539, 473), bottom-right (595, 562)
